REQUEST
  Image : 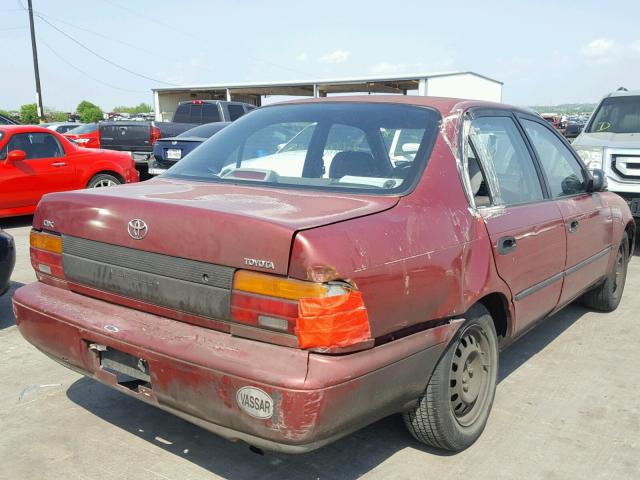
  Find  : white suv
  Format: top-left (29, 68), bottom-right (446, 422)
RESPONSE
top-left (573, 89), bottom-right (640, 216)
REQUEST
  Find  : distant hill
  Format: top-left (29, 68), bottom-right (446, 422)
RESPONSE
top-left (529, 103), bottom-right (597, 115)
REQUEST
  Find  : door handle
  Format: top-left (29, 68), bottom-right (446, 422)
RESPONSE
top-left (51, 162), bottom-right (67, 167)
top-left (568, 219), bottom-right (579, 233)
top-left (497, 236), bottom-right (517, 255)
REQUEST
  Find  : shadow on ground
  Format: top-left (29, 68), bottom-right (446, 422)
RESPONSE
top-left (65, 304), bottom-right (589, 479)
top-left (0, 281), bottom-right (24, 330)
top-left (0, 215), bottom-right (33, 230)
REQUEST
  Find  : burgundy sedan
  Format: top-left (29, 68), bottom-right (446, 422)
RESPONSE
top-left (0, 125), bottom-right (139, 218)
top-left (13, 96), bottom-right (633, 453)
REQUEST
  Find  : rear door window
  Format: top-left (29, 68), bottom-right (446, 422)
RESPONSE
top-left (466, 116), bottom-right (544, 206)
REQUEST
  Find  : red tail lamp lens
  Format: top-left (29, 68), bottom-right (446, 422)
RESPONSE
top-left (231, 270), bottom-right (371, 349)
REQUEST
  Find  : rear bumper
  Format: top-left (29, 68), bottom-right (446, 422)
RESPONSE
top-left (0, 230), bottom-right (16, 295)
top-left (13, 282), bottom-right (454, 453)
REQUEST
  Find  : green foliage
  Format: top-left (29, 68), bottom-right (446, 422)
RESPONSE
top-left (111, 102), bottom-right (153, 114)
top-left (79, 106), bottom-right (104, 123)
top-left (47, 111), bottom-right (68, 122)
top-left (75, 100), bottom-right (104, 122)
top-left (20, 103), bottom-right (39, 124)
top-left (530, 103), bottom-right (597, 115)
top-left (76, 100), bottom-right (101, 116)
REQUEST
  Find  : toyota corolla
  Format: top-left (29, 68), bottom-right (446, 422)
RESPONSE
top-left (13, 96), bottom-right (634, 453)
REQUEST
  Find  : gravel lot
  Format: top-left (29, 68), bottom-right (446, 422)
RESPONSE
top-left (1, 216), bottom-right (638, 480)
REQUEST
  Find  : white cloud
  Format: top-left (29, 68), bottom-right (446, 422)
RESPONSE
top-left (581, 38), bottom-right (616, 65)
top-left (296, 52), bottom-right (308, 61)
top-left (370, 62), bottom-right (425, 75)
top-left (580, 38), bottom-right (640, 66)
top-left (318, 50), bottom-right (350, 64)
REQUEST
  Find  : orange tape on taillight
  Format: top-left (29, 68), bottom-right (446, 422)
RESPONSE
top-left (297, 291), bottom-right (371, 349)
top-left (30, 231), bottom-right (62, 254)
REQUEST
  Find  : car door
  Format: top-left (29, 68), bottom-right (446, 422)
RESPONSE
top-left (1, 132), bottom-right (75, 207)
top-left (465, 112), bottom-right (567, 334)
top-left (519, 116), bottom-right (613, 305)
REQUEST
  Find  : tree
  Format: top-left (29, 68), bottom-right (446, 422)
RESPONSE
top-left (46, 111), bottom-right (68, 122)
top-left (80, 107), bottom-right (104, 123)
top-left (112, 102), bottom-right (153, 114)
top-left (76, 100), bottom-right (104, 123)
top-left (20, 103), bottom-right (39, 124)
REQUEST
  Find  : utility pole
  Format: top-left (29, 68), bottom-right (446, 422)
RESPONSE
top-left (27, 0), bottom-right (45, 123)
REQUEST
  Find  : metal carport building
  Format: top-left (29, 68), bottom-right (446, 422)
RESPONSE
top-left (152, 71), bottom-right (503, 121)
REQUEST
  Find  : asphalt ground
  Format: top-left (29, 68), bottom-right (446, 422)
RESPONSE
top-left (1, 215), bottom-right (638, 480)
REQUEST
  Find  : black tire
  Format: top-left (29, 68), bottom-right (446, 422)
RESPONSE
top-left (581, 232), bottom-right (629, 312)
top-left (87, 173), bottom-right (121, 188)
top-left (403, 304), bottom-right (498, 451)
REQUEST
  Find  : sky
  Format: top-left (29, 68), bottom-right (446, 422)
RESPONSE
top-left (1, 0), bottom-right (640, 112)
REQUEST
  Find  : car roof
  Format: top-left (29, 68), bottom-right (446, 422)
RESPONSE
top-left (0, 125), bottom-right (61, 134)
top-left (606, 89), bottom-right (640, 98)
top-left (274, 95), bottom-right (532, 118)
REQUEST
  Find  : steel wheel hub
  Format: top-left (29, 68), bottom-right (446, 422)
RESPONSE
top-left (449, 327), bottom-right (491, 426)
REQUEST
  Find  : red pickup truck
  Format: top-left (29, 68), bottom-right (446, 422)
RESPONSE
top-left (14, 96), bottom-right (634, 453)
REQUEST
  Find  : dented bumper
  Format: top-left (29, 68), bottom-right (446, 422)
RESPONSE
top-left (13, 282), bottom-right (454, 453)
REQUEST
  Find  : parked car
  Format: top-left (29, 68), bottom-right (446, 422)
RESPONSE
top-left (573, 89), bottom-right (640, 216)
top-left (563, 120), bottom-right (585, 139)
top-left (41, 122), bottom-right (83, 134)
top-left (13, 96), bottom-right (633, 454)
top-left (148, 122), bottom-right (230, 175)
top-left (0, 113), bottom-right (17, 125)
top-left (100, 101), bottom-right (256, 169)
top-left (64, 122), bottom-right (100, 148)
top-left (0, 227), bottom-right (15, 296)
top-left (0, 125), bottom-right (139, 218)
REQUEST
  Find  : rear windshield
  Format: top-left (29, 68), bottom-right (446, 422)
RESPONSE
top-left (66, 123), bottom-right (96, 134)
top-left (174, 102), bottom-right (222, 124)
top-left (179, 122), bottom-right (229, 138)
top-left (165, 102), bottom-right (440, 194)
top-left (587, 96), bottom-right (640, 133)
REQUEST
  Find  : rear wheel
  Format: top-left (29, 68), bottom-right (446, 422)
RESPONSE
top-left (87, 173), bottom-right (121, 188)
top-left (403, 304), bottom-right (498, 451)
top-left (581, 233), bottom-right (629, 312)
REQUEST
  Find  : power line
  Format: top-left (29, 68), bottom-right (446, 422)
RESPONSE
top-left (37, 34), bottom-right (148, 93)
top-left (35, 14), bottom-right (177, 86)
top-left (102, 0), bottom-right (317, 79)
top-left (34, 10), bottom-right (157, 56)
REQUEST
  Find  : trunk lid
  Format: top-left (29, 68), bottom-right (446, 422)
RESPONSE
top-left (34, 178), bottom-right (399, 276)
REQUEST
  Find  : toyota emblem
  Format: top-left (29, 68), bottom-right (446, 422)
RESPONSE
top-left (127, 219), bottom-right (148, 240)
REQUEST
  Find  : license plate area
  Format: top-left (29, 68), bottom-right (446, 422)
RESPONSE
top-left (166, 148), bottom-right (182, 159)
top-left (96, 345), bottom-right (151, 391)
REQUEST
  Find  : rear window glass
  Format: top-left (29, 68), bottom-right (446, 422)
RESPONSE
top-left (165, 103), bottom-right (440, 194)
top-left (228, 104), bottom-right (246, 121)
top-left (202, 103), bottom-right (221, 123)
top-left (173, 104), bottom-right (190, 123)
top-left (66, 123), bottom-right (96, 134)
top-left (587, 95), bottom-right (640, 133)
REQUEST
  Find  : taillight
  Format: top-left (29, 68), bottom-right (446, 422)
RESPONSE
top-left (150, 126), bottom-right (161, 145)
top-left (231, 270), bottom-right (371, 350)
top-left (30, 230), bottom-right (64, 280)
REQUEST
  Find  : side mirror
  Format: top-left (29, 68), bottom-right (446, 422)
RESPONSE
top-left (5, 149), bottom-right (26, 165)
top-left (589, 168), bottom-right (607, 192)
